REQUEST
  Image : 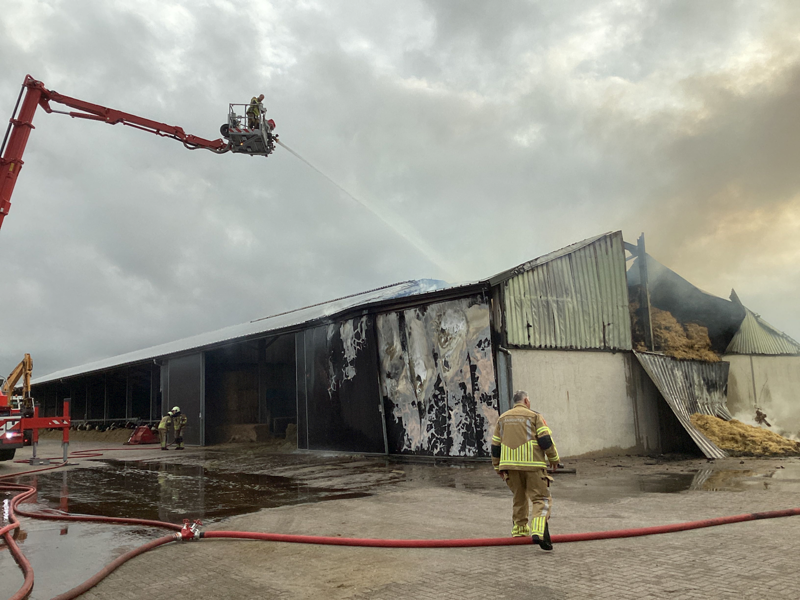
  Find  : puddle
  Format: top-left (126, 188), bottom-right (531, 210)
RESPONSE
top-left (21, 459), bottom-right (372, 524)
top-left (558, 464), bottom-right (800, 502)
top-left (2, 458), bottom-right (375, 599)
top-left (389, 461), bottom-right (491, 491)
top-left (557, 472), bottom-right (697, 503)
top-left (689, 464), bottom-right (800, 492)
top-left (0, 520), bottom-right (161, 600)
top-left (4, 454), bottom-right (800, 598)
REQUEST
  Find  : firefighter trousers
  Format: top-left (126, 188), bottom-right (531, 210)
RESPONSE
top-left (158, 429), bottom-right (168, 449)
top-left (506, 469), bottom-right (551, 537)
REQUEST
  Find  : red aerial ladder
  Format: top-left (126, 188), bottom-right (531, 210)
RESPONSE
top-left (0, 74), bottom-right (277, 231)
top-left (0, 76), bottom-right (278, 459)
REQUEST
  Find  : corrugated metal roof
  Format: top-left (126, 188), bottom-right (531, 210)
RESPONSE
top-left (635, 352), bottom-right (729, 459)
top-left (33, 279), bottom-right (459, 385)
top-left (498, 231), bottom-right (632, 350)
top-left (725, 305), bottom-right (800, 356)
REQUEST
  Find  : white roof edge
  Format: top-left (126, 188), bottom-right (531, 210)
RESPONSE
top-left (33, 278), bottom-right (486, 385)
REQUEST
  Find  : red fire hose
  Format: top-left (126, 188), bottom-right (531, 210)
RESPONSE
top-left (4, 455), bottom-right (800, 599)
top-left (1, 447), bottom-right (173, 600)
top-left (200, 507), bottom-right (800, 546)
top-left (49, 535), bottom-right (178, 600)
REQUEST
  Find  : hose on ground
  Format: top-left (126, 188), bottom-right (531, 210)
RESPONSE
top-left (4, 450), bottom-right (800, 598)
top-left (2, 462), bottom-right (68, 600)
top-left (0, 447), bottom-right (168, 599)
top-left (49, 535), bottom-right (177, 600)
top-left (200, 507), bottom-right (800, 546)
top-left (14, 505), bottom-right (800, 599)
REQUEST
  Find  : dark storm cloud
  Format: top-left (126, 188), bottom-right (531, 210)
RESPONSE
top-left (1, 0), bottom-right (799, 376)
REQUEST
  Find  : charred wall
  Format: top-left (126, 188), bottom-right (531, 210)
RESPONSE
top-left (295, 316), bottom-right (385, 453)
top-left (376, 295), bottom-right (498, 457)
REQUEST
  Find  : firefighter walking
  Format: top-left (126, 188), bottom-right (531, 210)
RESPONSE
top-left (171, 406), bottom-right (188, 450)
top-left (492, 390), bottom-right (559, 550)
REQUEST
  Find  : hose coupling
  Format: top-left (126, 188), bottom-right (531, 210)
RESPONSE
top-left (177, 518), bottom-right (203, 541)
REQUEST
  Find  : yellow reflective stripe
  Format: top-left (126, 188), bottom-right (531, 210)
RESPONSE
top-left (531, 517), bottom-right (546, 537)
top-left (536, 426), bottom-right (551, 435)
top-left (491, 435), bottom-right (501, 443)
top-left (511, 523), bottom-right (530, 537)
top-left (499, 461), bottom-right (548, 468)
top-left (549, 443), bottom-right (560, 462)
top-left (499, 440), bottom-right (549, 469)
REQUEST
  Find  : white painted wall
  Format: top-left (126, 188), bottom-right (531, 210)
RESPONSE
top-left (509, 349), bottom-right (661, 457)
top-left (725, 355), bottom-right (800, 436)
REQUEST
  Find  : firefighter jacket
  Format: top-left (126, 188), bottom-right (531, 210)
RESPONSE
top-left (157, 415), bottom-right (172, 431)
top-left (172, 413), bottom-right (187, 434)
top-left (247, 97), bottom-right (262, 118)
top-left (491, 404), bottom-right (559, 471)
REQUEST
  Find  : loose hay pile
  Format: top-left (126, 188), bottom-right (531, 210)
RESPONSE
top-left (630, 299), bottom-right (719, 361)
top-left (691, 414), bottom-right (800, 456)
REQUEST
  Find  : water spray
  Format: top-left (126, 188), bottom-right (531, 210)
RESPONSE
top-left (275, 139), bottom-right (462, 280)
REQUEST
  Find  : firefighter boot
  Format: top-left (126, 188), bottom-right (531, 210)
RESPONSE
top-left (511, 523), bottom-right (531, 537)
top-left (532, 522), bottom-right (553, 551)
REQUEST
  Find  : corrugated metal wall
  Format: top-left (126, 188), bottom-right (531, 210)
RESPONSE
top-left (501, 232), bottom-right (632, 350)
top-left (635, 352), bottom-right (729, 459)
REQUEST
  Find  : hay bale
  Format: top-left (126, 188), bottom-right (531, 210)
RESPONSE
top-left (691, 414), bottom-right (800, 456)
top-left (629, 298), bottom-right (719, 361)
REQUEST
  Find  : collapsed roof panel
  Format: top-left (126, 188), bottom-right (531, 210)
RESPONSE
top-left (635, 351), bottom-right (730, 458)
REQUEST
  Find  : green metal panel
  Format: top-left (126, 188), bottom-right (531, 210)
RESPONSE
top-left (725, 308), bottom-right (800, 355)
top-left (502, 232), bottom-right (632, 350)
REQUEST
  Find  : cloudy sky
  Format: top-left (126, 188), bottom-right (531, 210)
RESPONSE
top-left (1, 0), bottom-right (799, 376)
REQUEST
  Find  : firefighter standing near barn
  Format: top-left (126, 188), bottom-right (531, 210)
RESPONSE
top-left (171, 406), bottom-right (188, 450)
top-left (492, 390), bottom-right (559, 550)
top-left (157, 410), bottom-right (173, 451)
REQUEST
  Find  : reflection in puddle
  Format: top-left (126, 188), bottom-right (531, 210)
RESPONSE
top-left (0, 520), bottom-right (163, 600)
top-left (2, 459), bottom-right (374, 599)
top-left (690, 464), bottom-right (800, 492)
top-left (559, 464), bottom-right (800, 502)
top-left (24, 459), bottom-right (372, 524)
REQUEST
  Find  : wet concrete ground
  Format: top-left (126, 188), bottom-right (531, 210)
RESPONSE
top-left (2, 441), bottom-right (800, 599)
